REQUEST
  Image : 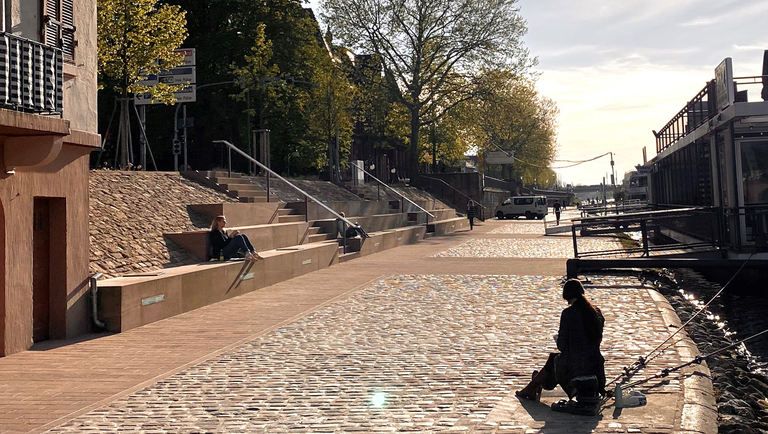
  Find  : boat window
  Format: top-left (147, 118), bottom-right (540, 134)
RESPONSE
top-left (741, 140), bottom-right (768, 205)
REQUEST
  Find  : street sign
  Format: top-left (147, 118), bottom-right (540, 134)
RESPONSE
top-left (486, 151), bottom-right (515, 165)
top-left (175, 48), bottom-right (195, 66)
top-left (173, 85), bottom-right (196, 103)
top-left (135, 85), bottom-right (196, 105)
top-left (158, 66), bottom-right (195, 84)
top-left (134, 48), bottom-right (196, 105)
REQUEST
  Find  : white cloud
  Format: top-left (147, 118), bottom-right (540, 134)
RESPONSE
top-left (680, 17), bottom-right (720, 27)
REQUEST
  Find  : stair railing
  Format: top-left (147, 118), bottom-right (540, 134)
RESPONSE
top-left (215, 140), bottom-right (357, 254)
top-left (348, 161), bottom-right (436, 228)
top-left (421, 175), bottom-right (487, 220)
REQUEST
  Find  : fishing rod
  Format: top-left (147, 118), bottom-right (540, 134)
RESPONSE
top-left (605, 253), bottom-right (755, 388)
top-left (611, 325), bottom-right (768, 394)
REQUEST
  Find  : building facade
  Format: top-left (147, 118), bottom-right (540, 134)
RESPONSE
top-left (648, 55), bottom-right (768, 253)
top-left (0, 0), bottom-right (99, 356)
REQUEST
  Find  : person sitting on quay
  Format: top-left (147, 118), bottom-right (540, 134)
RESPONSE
top-left (209, 215), bottom-right (262, 262)
top-left (515, 279), bottom-right (606, 403)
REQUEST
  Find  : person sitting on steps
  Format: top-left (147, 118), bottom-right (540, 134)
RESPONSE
top-left (209, 215), bottom-right (262, 262)
top-left (515, 279), bottom-right (606, 402)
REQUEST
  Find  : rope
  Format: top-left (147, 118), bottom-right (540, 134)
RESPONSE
top-left (605, 253), bottom-right (755, 388)
top-left (617, 325), bottom-right (768, 392)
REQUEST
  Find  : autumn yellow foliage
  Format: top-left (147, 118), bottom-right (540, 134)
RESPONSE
top-left (97, 0), bottom-right (188, 104)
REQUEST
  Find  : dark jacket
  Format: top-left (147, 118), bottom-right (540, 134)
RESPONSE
top-left (556, 303), bottom-right (605, 387)
top-left (467, 205), bottom-right (476, 218)
top-left (209, 229), bottom-right (230, 259)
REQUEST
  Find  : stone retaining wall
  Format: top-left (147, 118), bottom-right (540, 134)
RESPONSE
top-left (89, 171), bottom-right (238, 278)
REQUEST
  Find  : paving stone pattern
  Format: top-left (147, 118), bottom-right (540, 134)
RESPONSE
top-left (433, 237), bottom-right (624, 259)
top-left (488, 223), bottom-right (547, 235)
top-left (89, 171), bottom-right (238, 278)
top-left (47, 274), bottom-right (681, 433)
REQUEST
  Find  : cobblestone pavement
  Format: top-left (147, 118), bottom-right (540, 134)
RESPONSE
top-left (488, 223), bottom-right (547, 235)
top-left (48, 274), bottom-right (681, 433)
top-left (432, 237), bottom-right (624, 258)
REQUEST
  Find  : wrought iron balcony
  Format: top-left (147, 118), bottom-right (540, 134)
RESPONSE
top-left (0, 32), bottom-right (62, 115)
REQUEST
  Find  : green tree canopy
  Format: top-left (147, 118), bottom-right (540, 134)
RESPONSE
top-left (467, 70), bottom-right (559, 185)
top-left (321, 0), bottom-right (533, 183)
top-left (97, 0), bottom-right (188, 102)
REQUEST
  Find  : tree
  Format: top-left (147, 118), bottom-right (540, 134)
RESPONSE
top-left (98, 0), bottom-right (187, 168)
top-left (229, 3), bottom-right (353, 175)
top-left (307, 40), bottom-right (354, 182)
top-left (321, 0), bottom-right (533, 184)
top-left (466, 69), bottom-right (558, 185)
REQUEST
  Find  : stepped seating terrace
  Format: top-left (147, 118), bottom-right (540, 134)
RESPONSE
top-left (95, 172), bottom-right (468, 332)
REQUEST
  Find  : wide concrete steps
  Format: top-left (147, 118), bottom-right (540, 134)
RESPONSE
top-left (99, 206), bottom-right (468, 334)
top-left (206, 172), bottom-right (280, 204)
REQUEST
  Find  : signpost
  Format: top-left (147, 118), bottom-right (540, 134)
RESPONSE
top-left (485, 151), bottom-right (515, 165)
top-left (135, 48), bottom-right (196, 106)
top-left (133, 48), bottom-right (197, 170)
top-left (715, 58), bottom-right (734, 112)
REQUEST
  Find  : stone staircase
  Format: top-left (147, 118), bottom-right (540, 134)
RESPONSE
top-left (344, 181), bottom-right (383, 201)
top-left (277, 207), bottom-right (305, 223)
top-left (305, 226), bottom-right (337, 243)
top-left (205, 171), bottom-right (277, 203)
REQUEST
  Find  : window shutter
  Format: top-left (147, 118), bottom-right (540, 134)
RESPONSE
top-left (61, 0), bottom-right (75, 62)
top-left (42, 0), bottom-right (75, 63)
top-left (43, 0), bottom-right (60, 48)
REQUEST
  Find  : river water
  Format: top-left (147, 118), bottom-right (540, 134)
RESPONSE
top-left (670, 269), bottom-right (768, 372)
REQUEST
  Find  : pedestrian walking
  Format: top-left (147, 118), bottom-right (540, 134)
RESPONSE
top-left (553, 201), bottom-right (562, 225)
top-left (467, 200), bottom-right (477, 230)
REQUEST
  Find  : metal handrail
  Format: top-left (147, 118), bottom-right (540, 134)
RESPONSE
top-left (214, 140), bottom-right (357, 229)
top-left (90, 273), bottom-right (105, 328)
top-left (349, 161), bottom-right (436, 219)
top-left (570, 207), bottom-right (721, 258)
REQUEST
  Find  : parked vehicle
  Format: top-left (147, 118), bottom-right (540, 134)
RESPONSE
top-left (495, 196), bottom-right (548, 220)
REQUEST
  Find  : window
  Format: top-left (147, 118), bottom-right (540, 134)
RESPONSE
top-left (42, 0), bottom-right (76, 62)
top-left (740, 140), bottom-right (768, 205)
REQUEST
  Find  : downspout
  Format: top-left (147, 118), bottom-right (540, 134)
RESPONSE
top-left (90, 273), bottom-right (105, 328)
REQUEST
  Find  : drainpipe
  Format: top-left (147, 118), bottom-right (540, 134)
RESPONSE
top-left (90, 273), bottom-right (105, 328)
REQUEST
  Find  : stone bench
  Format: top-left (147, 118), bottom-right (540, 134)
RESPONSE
top-left (344, 225), bottom-right (427, 258)
top-left (407, 208), bottom-right (459, 225)
top-left (427, 216), bottom-right (469, 236)
top-left (165, 221), bottom-right (312, 261)
top-left (96, 241), bottom-right (338, 332)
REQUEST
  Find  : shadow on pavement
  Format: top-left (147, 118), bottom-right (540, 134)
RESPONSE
top-left (518, 398), bottom-right (603, 433)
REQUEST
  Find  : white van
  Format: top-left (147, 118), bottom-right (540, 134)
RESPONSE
top-left (495, 196), bottom-right (548, 220)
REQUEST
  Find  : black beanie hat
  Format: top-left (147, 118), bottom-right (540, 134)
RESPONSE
top-left (563, 279), bottom-right (585, 300)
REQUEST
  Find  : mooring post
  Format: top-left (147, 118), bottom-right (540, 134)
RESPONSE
top-left (566, 259), bottom-right (579, 279)
top-left (641, 220), bottom-right (649, 257)
top-left (572, 224), bottom-right (579, 258)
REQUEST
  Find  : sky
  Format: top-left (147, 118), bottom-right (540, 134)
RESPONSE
top-left (305, 0), bottom-right (768, 186)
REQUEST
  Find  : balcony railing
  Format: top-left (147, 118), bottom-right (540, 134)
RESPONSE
top-left (654, 81), bottom-right (716, 154)
top-left (0, 32), bottom-right (62, 115)
top-left (655, 75), bottom-right (767, 154)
